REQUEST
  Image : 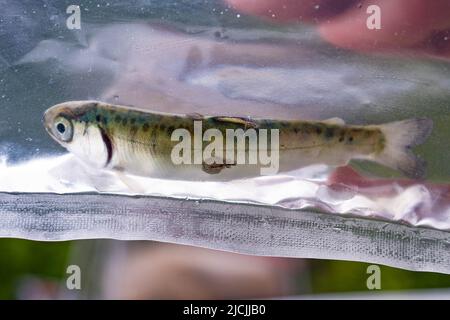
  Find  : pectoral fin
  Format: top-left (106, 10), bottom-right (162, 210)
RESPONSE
top-left (202, 158), bottom-right (236, 174)
top-left (115, 171), bottom-right (146, 193)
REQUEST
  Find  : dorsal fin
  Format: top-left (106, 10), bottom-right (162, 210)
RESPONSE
top-left (186, 112), bottom-right (204, 120)
top-left (322, 117), bottom-right (345, 125)
top-left (210, 116), bottom-right (258, 128)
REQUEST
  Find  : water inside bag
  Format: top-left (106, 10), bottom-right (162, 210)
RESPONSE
top-left (1, 0), bottom-right (450, 232)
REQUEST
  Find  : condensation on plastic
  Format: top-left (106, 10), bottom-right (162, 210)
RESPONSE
top-left (1, 1), bottom-right (450, 273)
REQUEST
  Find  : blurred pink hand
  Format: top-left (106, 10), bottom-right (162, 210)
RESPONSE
top-left (225, 0), bottom-right (450, 197)
top-left (226, 0), bottom-right (450, 58)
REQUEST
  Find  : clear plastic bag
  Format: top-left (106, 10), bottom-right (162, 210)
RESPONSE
top-left (1, 0), bottom-right (449, 273)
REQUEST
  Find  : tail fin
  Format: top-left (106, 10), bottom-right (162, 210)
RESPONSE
top-left (374, 118), bottom-right (433, 179)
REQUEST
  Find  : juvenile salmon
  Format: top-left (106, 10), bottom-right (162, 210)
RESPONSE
top-left (43, 101), bottom-right (432, 181)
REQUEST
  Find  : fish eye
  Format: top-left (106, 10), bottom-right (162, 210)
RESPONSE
top-left (57, 123), bottom-right (66, 134)
top-left (52, 116), bottom-right (73, 142)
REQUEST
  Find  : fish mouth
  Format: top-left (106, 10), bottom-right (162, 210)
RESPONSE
top-left (42, 102), bottom-right (72, 142)
top-left (42, 100), bottom-right (99, 140)
top-left (42, 103), bottom-right (68, 141)
top-left (42, 106), bottom-right (58, 140)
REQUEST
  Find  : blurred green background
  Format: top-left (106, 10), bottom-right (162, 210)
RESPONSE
top-left (1, 239), bottom-right (450, 299)
top-left (0, 239), bottom-right (70, 299)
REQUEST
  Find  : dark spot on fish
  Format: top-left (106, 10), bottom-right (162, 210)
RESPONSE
top-left (293, 128), bottom-right (299, 134)
top-left (150, 131), bottom-right (157, 152)
top-left (115, 115), bottom-right (121, 122)
top-left (159, 124), bottom-right (166, 131)
top-left (315, 126), bottom-right (322, 135)
top-left (130, 118), bottom-right (136, 125)
top-left (167, 125), bottom-right (175, 133)
top-left (130, 126), bottom-right (138, 135)
top-left (99, 127), bottom-right (113, 167)
top-left (348, 136), bottom-right (354, 143)
top-left (96, 115), bottom-right (101, 122)
top-left (82, 102), bottom-right (98, 112)
top-left (142, 123), bottom-right (150, 132)
top-left (339, 130), bottom-right (345, 142)
top-left (122, 118), bottom-right (128, 126)
top-left (325, 127), bottom-right (334, 139)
